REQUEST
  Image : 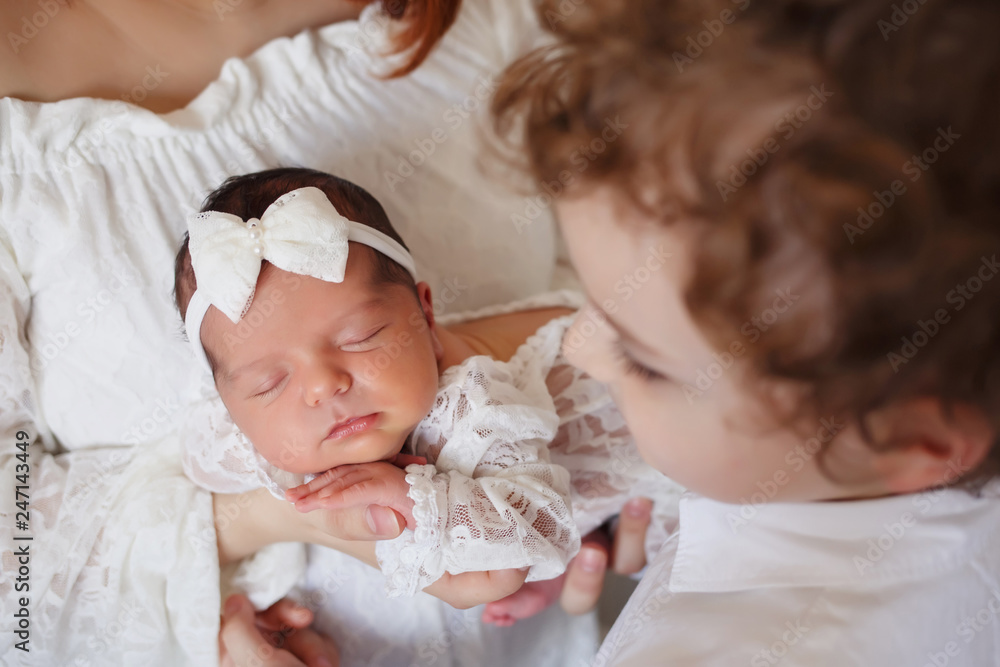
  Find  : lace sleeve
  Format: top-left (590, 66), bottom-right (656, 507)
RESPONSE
top-left (375, 357), bottom-right (581, 597)
top-left (0, 229), bottom-right (220, 663)
top-left (545, 358), bottom-right (685, 563)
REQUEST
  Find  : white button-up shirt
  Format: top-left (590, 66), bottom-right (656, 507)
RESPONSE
top-left (597, 486), bottom-right (1000, 666)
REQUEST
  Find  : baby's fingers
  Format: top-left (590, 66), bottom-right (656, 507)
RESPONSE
top-left (285, 467), bottom-right (353, 502)
top-left (298, 478), bottom-right (400, 514)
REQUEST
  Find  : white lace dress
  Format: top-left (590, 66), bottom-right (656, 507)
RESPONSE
top-left (382, 304), bottom-right (685, 594)
top-left (186, 291), bottom-right (684, 608)
top-left (0, 1), bottom-right (602, 664)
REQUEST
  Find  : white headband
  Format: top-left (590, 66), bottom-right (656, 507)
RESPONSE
top-left (184, 186), bottom-right (417, 373)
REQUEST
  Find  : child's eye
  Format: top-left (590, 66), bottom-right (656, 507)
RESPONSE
top-left (613, 340), bottom-right (669, 383)
top-left (341, 325), bottom-right (387, 351)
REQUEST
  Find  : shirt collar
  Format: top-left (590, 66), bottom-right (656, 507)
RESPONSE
top-left (668, 485), bottom-right (1000, 593)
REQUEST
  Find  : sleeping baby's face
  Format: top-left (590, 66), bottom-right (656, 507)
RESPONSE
top-left (201, 246), bottom-right (443, 474)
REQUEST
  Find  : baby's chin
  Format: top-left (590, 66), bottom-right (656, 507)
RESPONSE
top-left (305, 433), bottom-right (412, 473)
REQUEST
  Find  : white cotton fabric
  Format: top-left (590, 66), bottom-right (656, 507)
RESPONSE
top-left (597, 485), bottom-right (1000, 666)
top-left (0, 0), bottom-right (598, 664)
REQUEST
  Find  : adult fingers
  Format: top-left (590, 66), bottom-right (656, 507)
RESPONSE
top-left (612, 497), bottom-right (652, 575)
top-left (220, 595), bottom-right (303, 667)
top-left (560, 532), bottom-right (611, 615)
top-left (304, 503), bottom-right (404, 541)
top-left (255, 598), bottom-right (313, 632)
top-left (282, 625), bottom-right (341, 667)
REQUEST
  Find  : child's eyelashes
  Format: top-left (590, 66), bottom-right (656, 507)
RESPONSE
top-left (613, 339), bottom-right (670, 383)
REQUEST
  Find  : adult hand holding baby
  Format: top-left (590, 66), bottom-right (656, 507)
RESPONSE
top-left (285, 457), bottom-right (534, 611)
top-left (215, 488), bottom-right (405, 567)
top-left (219, 594), bottom-right (338, 667)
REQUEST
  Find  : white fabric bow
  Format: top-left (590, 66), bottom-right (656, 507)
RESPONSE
top-left (184, 186), bottom-right (417, 371)
top-left (189, 186), bottom-right (355, 322)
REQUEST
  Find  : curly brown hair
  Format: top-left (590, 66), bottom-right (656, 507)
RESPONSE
top-left (492, 0), bottom-right (1000, 482)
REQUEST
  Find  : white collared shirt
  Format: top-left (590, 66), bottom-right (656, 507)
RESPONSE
top-left (597, 487), bottom-right (1000, 666)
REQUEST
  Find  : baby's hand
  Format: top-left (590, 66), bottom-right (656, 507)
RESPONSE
top-left (286, 462), bottom-right (416, 529)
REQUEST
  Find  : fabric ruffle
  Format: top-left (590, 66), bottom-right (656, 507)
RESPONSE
top-left (376, 353), bottom-right (579, 596)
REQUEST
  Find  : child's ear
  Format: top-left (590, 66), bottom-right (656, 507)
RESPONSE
top-left (866, 398), bottom-right (994, 494)
top-left (416, 281), bottom-right (444, 360)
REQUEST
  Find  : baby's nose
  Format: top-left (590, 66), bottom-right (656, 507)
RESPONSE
top-left (304, 362), bottom-right (351, 406)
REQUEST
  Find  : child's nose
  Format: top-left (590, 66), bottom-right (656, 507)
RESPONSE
top-left (304, 360), bottom-right (351, 406)
top-left (563, 303), bottom-right (618, 382)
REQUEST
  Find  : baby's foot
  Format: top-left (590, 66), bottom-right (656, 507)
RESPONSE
top-left (481, 574), bottom-right (566, 627)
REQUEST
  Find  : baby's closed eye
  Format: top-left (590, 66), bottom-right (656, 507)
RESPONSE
top-left (250, 374), bottom-right (288, 400)
top-left (340, 325), bottom-right (388, 351)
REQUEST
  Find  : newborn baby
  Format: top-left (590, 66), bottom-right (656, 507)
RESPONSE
top-left (175, 167), bottom-right (678, 625)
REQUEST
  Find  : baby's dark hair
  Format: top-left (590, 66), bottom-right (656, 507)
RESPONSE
top-left (173, 167), bottom-right (416, 322)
